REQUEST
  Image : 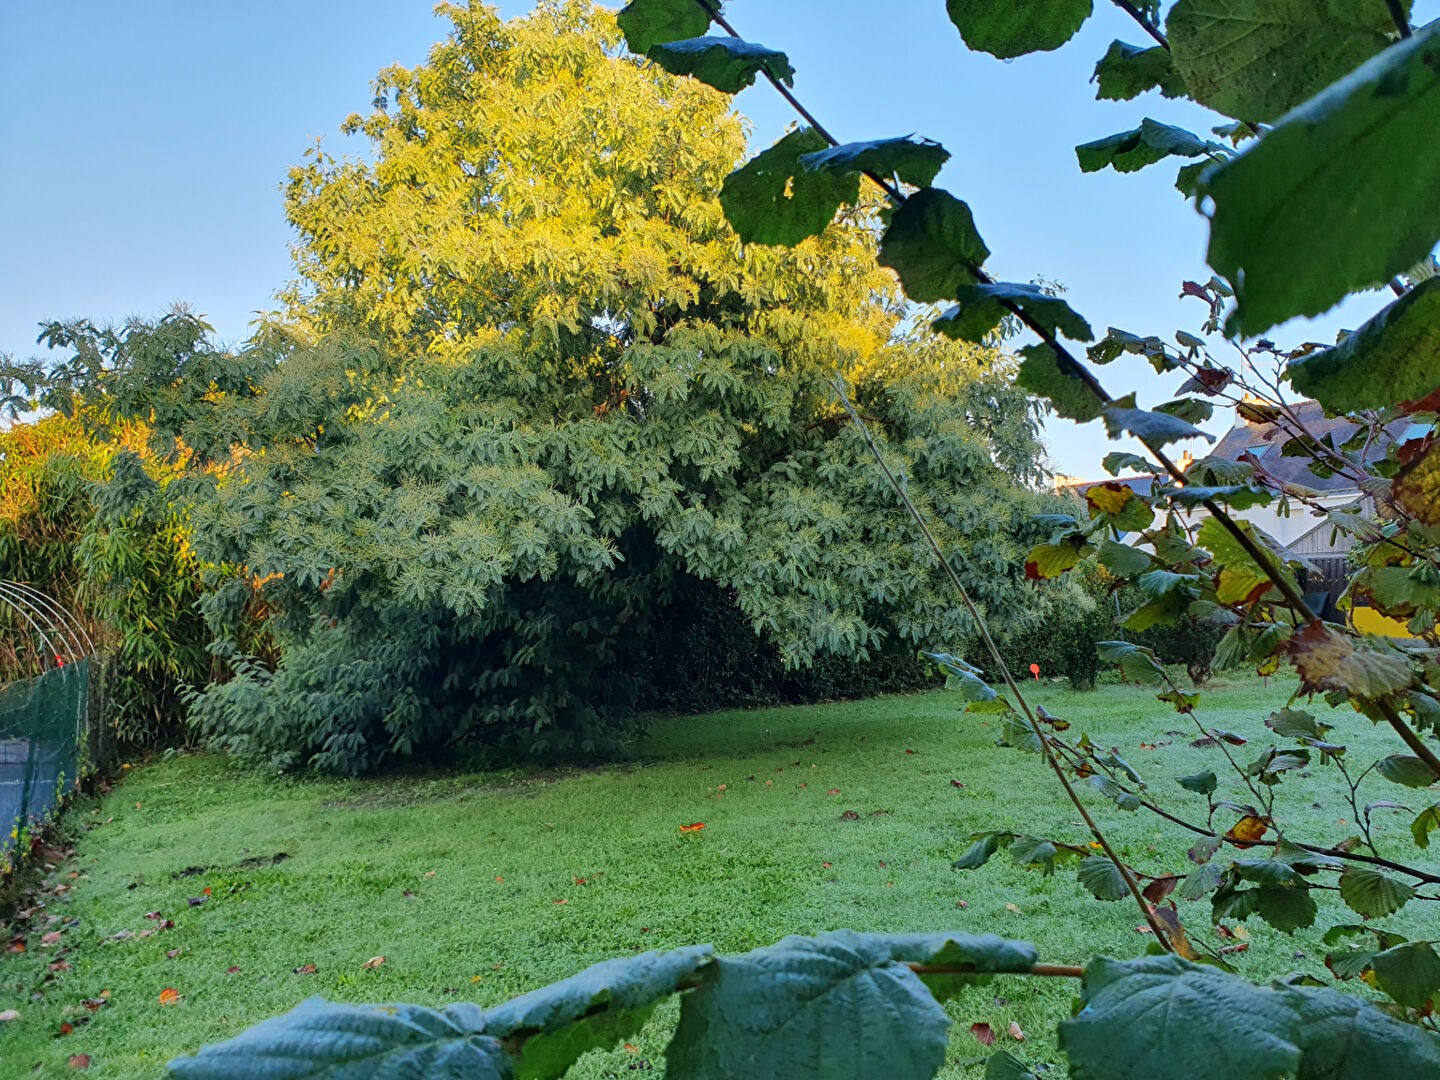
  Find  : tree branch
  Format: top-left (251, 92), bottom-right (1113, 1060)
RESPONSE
top-left (1110, 0), bottom-right (1169, 48)
top-left (1385, 0), bottom-right (1413, 38)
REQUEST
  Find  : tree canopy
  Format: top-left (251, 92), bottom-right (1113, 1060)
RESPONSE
top-left (74, 0), bottom-right (1056, 772)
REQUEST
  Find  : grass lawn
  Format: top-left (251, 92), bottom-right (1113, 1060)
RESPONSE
top-left (3, 676), bottom-right (1436, 1076)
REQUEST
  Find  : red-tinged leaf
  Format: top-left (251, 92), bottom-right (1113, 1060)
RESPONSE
top-left (827, 788), bottom-right (841, 795)
top-left (202, 887), bottom-right (211, 896)
top-left (905, 749), bottom-right (917, 755)
top-left (624, 1043), bottom-right (639, 1053)
top-left (950, 779), bottom-right (966, 788)
top-left (821, 861), bottom-right (833, 868)
top-left (144, 912), bottom-right (165, 921)
top-left (158, 988), bottom-right (180, 1005)
top-left (41, 931), bottom-right (63, 946)
top-left (553, 898), bottom-right (569, 905)
top-left (360, 956), bottom-right (386, 969)
top-left (970, 1022), bottom-right (996, 1046)
top-left (1220, 943), bottom-right (1250, 955)
top-left (68, 1054), bottom-right (91, 1070)
top-left (61, 1022), bottom-right (74, 1034)
top-left (679, 822), bottom-right (706, 832)
top-left (49, 960), bottom-right (72, 971)
top-left (1008, 1021), bottom-right (1026, 1041)
top-left (166, 949), bottom-right (182, 959)
top-left (293, 963), bottom-right (318, 975)
top-left (1142, 876), bottom-right (1180, 904)
top-left (225, 966), bottom-right (242, 975)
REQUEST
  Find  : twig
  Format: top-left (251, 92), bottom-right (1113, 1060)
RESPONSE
top-left (1110, 0), bottom-right (1169, 48)
top-left (1385, 0), bottom-right (1413, 38)
top-left (835, 381), bottom-right (1174, 950)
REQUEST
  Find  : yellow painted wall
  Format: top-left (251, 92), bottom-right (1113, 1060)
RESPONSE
top-left (1351, 606), bottom-right (1415, 639)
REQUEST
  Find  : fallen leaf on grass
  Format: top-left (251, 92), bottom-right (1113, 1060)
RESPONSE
top-left (955, 900), bottom-right (968, 908)
top-left (1219, 943), bottom-right (1250, 955)
top-left (68, 1053), bottom-right (91, 1070)
top-left (826, 788), bottom-right (841, 795)
top-left (60, 1022), bottom-right (74, 1035)
top-left (158, 988), bottom-right (180, 1005)
top-left (821, 862), bottom-right (832, 869)
top-left (49, 960), bottom-right (71, 971)
top-left (1005, 903), bottom-right (1021, 914)
top-left (0, 1009), bottom-right (18, 1022)
top-left (360, 956), bottom-right (386, 970)
top-left (225, 966), bottom-right (242, 975)
top-left (678, 822), bottom-right (705, 833)
top-left (5, 937), bottom-right (24, 954)
top-left (41, 931), bottom-right (63, 946)
top-left (1008, 1021), bottom-right (1025, 1041)
top-left (424, 871), bottom-right (436, 878)
top-left (553, 899), bottom-right (569, 906)
top-left (905, 749), bottom-right (917, 755)
top-left (970, 1022), bottom-right (995, 1046)
top-left (165, 949), bottom-right (182, 959)
top-left (839, 810), bottom-right (860, 821)
top-left (950, 779), bottom-right (965, 789)
top-left (293, 964), bottom-right (318, 975)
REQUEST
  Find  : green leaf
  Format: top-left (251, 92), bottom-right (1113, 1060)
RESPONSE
top-left (800, 136), bottom-right (949, 189)
top-left (1201, 21), bottom-right (1440, 336)
top-left (1076, 119), bottom-right (1219, 174)
top-left (646, 37), bottom-right (795, 94)
top-left (1102, 451), bottom-right (1153, 475)
top-left (666, 932), bottom-right (952, 1079)
top-left (878, 188), bottom-right (989, 303)
top-left (878, 931), bottom-right (1039, 1000)
top-left (954, 832), bottom-right (1006, 870)
top-left (1076, 856), bottom-right (1130, 901)
top-left (486, 947), bottom-right (714, 1079)
top-left (1179, 862), bottom-right (1224, 900)
top-left (1017, 344), bottom-right (1104, 423)
top-left (1153, 397), bottom-right (1213, 425)
top-left (1371, 941), bottom-right (1440, 1007)
top-left (1009, 835), bottom-right (1061, 874)
top-left (945, 0), bottom-right (1093, 59)
top-left (1265, 708), bottom-right (1326, 741)
top-left (1287, 277), bottom-right (1440, 412)
top-left (1157, 483), bottom-right (1275, 510)
top-left (1178, 771), bottom-right (1217, 795)
top-left (1339, 866), bottom-right (1416, 918)
top-left (1088, 327), bottom-right (1175, 370)
top-left (925, 651), bottom-right (1000, 702)
top-left (1253, 885), bottom-right (1318, 932)
top-left (1415, 804), bottom-right (1440, 848)
top-left (1278, 982), bottom-right (1440, 1077)
top-left (1025, 538), bottom-right (1088, 580)
top-left (167, 999), bottom-right (514, 1080)
top-left (984, 1051), bottom-right (1038, 1080)
top-left (617, 0), bottom-right (712, 55)
top-left (935, 282), bottom-right (1093, 344)
top-left (1376, 754), bottom-right (1438, 789)
top-left (1102, 396), bottom-right (1216, 449)
top-left (1168, 0), bottom-right (1405, 122)
top-left (719, 128), bottom-right (861, 246)
top-left (1093, 40), bottom-right (1185, 101)
top-left (1059, 955), bottom-right (1303, 1080)
top-left (1098, 538), bottom-right (1151, 577)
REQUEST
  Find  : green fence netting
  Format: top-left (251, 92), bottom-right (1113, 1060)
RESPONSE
top-left (1, 658), bottom-right (88, 860)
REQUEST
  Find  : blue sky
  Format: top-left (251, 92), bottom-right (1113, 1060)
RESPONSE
top-left (2, 1), bottom-right (1432, 475)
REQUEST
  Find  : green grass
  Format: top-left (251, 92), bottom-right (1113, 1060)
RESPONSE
top-left (2, 677), bottom-right (1435, 1077)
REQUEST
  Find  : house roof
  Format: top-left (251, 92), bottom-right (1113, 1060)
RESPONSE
top-left (1054, 474), bottom-right (1157, 498)
top-left (1207, 399), bottom-right (1419, 493)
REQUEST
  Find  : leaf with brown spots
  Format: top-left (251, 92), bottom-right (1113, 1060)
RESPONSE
top-left (970, 1022), bottom-right (996, 1046)
top-left (68, 1054), bottom-right (91, 1070)
top-left (1283, 620), bottom-right (1413, 698)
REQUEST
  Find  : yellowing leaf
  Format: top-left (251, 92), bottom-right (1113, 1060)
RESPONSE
top-left (1226, 815), bottom-right (1270, 847)
top-left (158, 988), bottom-right (181, 1006)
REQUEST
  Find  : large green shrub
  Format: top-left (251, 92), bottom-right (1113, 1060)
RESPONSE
top-left (6, 2), bottom-right (1053, 774)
